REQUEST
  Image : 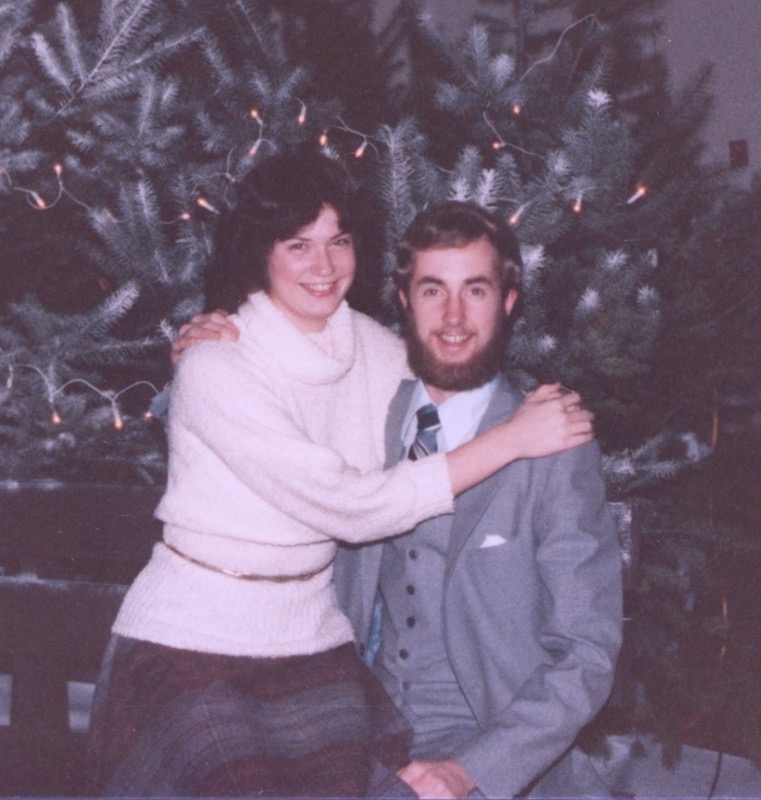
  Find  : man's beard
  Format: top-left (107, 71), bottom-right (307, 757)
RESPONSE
top-left (403, 310), bottom-right (508, 392)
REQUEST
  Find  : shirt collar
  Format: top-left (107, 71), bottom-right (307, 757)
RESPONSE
top-left (402, 377), bottom-right (498, 453)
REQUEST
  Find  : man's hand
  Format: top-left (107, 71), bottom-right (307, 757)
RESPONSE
top-left (170, 310), bottom-right (240, 366)
top-left (397, 759), bottom-right (476, 799)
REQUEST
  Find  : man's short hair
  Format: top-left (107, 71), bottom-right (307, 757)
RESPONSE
top-left (395, 201), bottom-right (523, 298)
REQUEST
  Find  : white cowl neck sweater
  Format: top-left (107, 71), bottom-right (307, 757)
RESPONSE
top-left (113, 292), bottom-right (454, 658)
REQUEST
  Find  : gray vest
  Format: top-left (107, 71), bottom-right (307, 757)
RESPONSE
top-left (374, 512), bottom-right (480, 758)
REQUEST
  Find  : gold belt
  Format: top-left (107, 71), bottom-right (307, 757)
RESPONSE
top-left (161, 540), bottom-right (329, 583)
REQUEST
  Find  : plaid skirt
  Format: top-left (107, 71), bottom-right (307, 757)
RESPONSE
top-left (86, 635), bottom-right (414, 797)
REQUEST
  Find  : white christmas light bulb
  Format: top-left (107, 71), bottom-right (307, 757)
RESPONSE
top-left (196, 197), bottom-right (220, 214)
top-left (508, 204), bottom-right (527, 227)
top-left (627, 184), bottom-right (648, 204)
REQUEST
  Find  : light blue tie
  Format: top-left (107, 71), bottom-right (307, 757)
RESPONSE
top-left (408, 403), bottom-right (441, 460)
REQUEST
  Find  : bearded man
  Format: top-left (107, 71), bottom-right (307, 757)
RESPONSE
top-left (332, 201), bottom-right (622, 799)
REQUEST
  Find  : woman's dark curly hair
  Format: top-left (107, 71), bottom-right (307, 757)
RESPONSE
top-left (205, 148), bottom-right (358, 313)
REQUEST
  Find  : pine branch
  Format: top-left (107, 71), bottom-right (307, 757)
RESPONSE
top-left (57, 3), bottom-right (87, 85)
top-left (100, 29), bottom-right (204, 85)
top-left (473, 168), bottom-right (501, 208)
top-left (31, 32), bottom-right (76, 95)
top-left (91, 0), bottom-right (161, 78)
top-left (227, 0), bottom-right (277, 66)
top-left (0, 0), bottom-right (35, 67)
top-left (378, 120), bottom-right (422, 246)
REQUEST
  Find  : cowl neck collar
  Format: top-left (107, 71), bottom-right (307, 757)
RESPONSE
top-left (236, 291), bottom-right (355, 385)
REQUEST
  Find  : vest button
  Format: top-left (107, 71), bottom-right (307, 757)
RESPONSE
top-left (406, 585), bottom-right (415, 595)
top-left (409, 549), bottom-right (418, 560)
top-left (399, 648), bottom-right (409, 659)
top-left (406, 616), bottom-right (416, 628)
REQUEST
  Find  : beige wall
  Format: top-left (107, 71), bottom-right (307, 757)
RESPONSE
top-left (658, 0), bottom-right (761, 185)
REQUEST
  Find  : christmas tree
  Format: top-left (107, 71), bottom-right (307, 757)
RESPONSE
top-left (367, 1), bottom-right (761, 760)
top-left (1, 0), bottom-right (759, 763)
top-left (374, 0), bottom-right (716, 459)
top-left (0, 0), bottom-right (373, 482)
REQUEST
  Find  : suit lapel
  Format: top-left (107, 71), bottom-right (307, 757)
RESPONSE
top-left (445, 374), bottom-right (523, 580)
top-left (356, 379), bottom-right (417, 635)
top-left (385, 379), bottom-right (416, 468)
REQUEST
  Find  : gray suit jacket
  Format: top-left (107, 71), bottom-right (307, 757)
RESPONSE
top-left (333, 374), bottom-right (623, 798)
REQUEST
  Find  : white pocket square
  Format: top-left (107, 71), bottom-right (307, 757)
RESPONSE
top-left (479, 534), bottom-right (507, 549)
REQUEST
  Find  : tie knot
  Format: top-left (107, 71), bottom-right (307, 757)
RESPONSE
top-left (408, 403), bottom-right (440, 461)
top-left (416, 403), bottom-right (440, 432)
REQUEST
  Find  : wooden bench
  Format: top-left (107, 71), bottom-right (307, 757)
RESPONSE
top-left (0, 481), bottom-right (162, 795)
top-left (0, 483), bottom-right (636, 795)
